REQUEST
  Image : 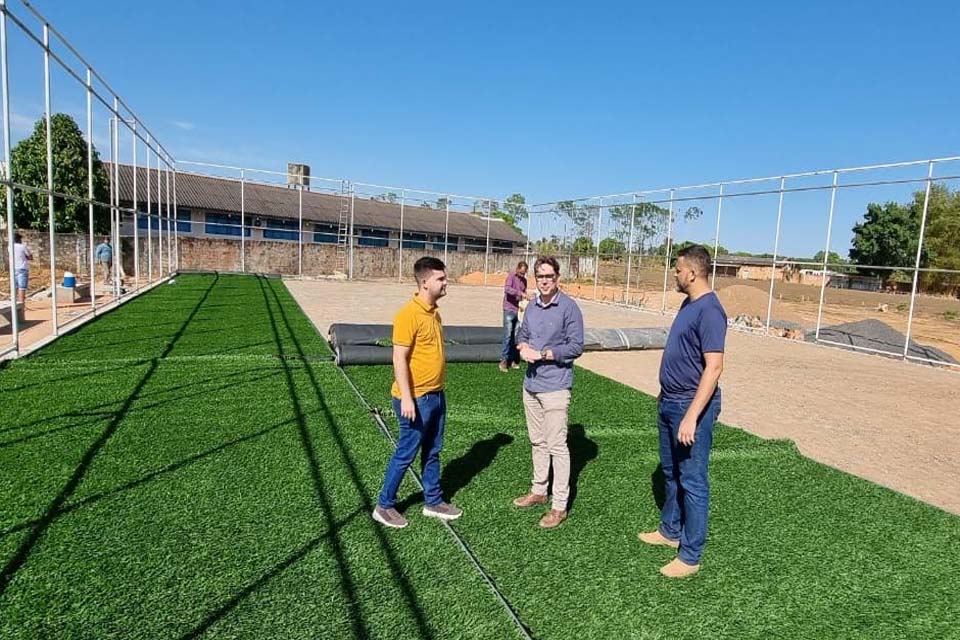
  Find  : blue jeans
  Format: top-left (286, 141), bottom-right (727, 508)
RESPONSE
top-left (657, 393), bottom-right (720, 565)
top-left (378, 391), bottom-right (446, 509)
top-left (502, 310), bottom-right (519, 363)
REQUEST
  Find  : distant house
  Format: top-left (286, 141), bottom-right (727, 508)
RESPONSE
top-left (109, 164), bottom-right (526, 253)
top-left (713, 255), bottom-right (881, 291)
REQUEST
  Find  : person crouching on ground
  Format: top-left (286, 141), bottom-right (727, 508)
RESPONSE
top-left (513, 256), bottom-right (584, 529)
top-left (373, 256), bottom-right (462, 529)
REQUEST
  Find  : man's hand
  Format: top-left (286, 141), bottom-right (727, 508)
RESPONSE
top-left (678, 414), bottom-right (697, 446)
top-left (519, 346), bottom-right (542, 364)
top-left (525, 291), bottom-right (537, 301)
top-left (400, 397), bottom-right (416, 421)
top-left (516, 342), bottom-right (530, 352)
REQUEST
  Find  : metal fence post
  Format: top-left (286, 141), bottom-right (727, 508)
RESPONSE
top-left (398, 189), bottom-right (405, 282)
top-left (240, 168), bottom-right (245, 273)
top-left (593, 198), bottom-right (603, 300)
top-left (156, 147), bottom-right (163, 276)
top-left (711, 184), bottom-right (724, 288)
top-left (484, 200), bottom-right (491, 285)
top-left (443, 196), bottom-right (450, 266)
top-left (172, 166), bottom-right (178, 271)
top-left (765, 177), bottom-right (786, 333)
top-left (814, 171), bottom-right (839, 341)
top-left (131, 122), bottom-right (138, 286)
top-left (348, 186), bottom-right (355, 279)
top-left (43, 24), bottom-right (58, 334)
top-left (1, 1), bottom-right (19, 351)
top-left (660, 189), bottom-right (675, 313)
top-left (297, 184), bottom-right (303, 279)
top-left (625, 195), bottom-right (637, 304)
top-left (86, 68), bottom-right (95, 312)
top-left (903, 161), bottom-right (935, 359)
top-left (146, 137), bottom-right (152, 282)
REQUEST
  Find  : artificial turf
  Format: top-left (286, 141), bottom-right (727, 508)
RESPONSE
top-left (2, 272), bottom-right (958, 639)
top-left (0, 274), bottom-right (524, 639)
top-left (346, 361), bottom-right (960, 639)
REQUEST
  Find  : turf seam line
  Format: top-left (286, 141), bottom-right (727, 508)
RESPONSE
top-left (337, 365), bottom-right (537, 640)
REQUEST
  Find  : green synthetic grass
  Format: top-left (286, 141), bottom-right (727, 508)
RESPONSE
top-left (3, 272), bottom-right (959, 639)
top-left (346, 364), bottom-right (960, 640)
top-left (0, 274), bottom-right (523, 640)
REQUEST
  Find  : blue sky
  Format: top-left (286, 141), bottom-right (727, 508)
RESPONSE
top-left (4, 0), bottom-right (960, 257)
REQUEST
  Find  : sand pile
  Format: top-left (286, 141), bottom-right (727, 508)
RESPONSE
top-left (716, 284), bottom-right (804, 325)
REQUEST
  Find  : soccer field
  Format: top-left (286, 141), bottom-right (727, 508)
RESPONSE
top-left (1, 274), bottom-right (957, 639)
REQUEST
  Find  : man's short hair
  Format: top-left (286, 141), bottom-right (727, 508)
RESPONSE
top-left (413, 256), bottom-right (446, 283)
top-left (517, 261), bottom-right (528, 270)
top-left (534, 256), bottom-right (560, 276)
top-left (13, 233), bottom-right (21, 243)
top-left (677, 244), bottom-right (711, 278)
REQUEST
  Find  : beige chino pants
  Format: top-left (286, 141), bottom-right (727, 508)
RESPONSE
top-left (522, 387), bottom-right (572, 511)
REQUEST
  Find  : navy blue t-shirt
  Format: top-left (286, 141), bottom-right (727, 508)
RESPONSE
top-left (659, 291), bottom-right (727, 400)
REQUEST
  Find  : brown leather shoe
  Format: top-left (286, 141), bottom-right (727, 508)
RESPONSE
top-left (498, 361), bottom-right (509, 373)
top-left (659, 557), bottom-right (700, 578)
top-left (539, 509), bottom-right (567, 529)
top-left (638, 530), bottom-right (680, 549)
top-left (512, 492), bottom-right (548, 508)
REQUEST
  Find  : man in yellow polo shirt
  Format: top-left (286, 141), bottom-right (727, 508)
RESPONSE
top-left (373, 257), bottom-right (463, 528)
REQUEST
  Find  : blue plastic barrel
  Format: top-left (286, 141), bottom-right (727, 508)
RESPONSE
top-left (63, 272), bottom-right (76, 288)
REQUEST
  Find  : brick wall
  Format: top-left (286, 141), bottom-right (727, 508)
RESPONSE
top-left (0, 229), bottom-right (95, 277)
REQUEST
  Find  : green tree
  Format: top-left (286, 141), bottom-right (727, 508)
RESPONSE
top-left (598, 236), bottom-right (625, 257)
top-left (1, 113), bottom-right (110, 232)
top-left (849, 201), bottom-right (921, 277)
top-left (503, 193), bottom-right (528, 223)
top-left (918, 184), bottom-right (960, 291)
top-left (571, 236), bottom-right (594, 255)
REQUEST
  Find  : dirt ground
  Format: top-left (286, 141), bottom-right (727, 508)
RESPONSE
top-left (463, 269), bottom-right (960, 361)
top-left (285, 277), bottom-right (960, 516)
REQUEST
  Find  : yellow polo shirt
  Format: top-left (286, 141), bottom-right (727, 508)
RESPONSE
top-left (391, 294), bottom-right (446, 399)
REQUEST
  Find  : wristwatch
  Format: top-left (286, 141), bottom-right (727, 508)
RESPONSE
top-left (540, 348), bottom-right (548, 361)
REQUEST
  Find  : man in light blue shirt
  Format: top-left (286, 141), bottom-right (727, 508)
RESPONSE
top-left (512, 256), bottom-right (584, 529)
top-left (94, 237), bottom-right (113, 285)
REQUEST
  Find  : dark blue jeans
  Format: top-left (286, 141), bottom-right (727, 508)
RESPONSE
top-left (378, 391), bottom-right (446, 509)
top-left (502, 310), bottom-right (519, 363)
top-left (657, 393), bottom-right (720, 565)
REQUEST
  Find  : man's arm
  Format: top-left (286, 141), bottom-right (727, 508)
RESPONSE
top-left (392, 345), bottom-right (416, 420)
top-left (677, 352), bottom-right (723, 446)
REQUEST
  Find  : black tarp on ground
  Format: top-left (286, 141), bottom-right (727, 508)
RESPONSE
top-left (335, 343), bottom-right (504, 365)
top-left (329, 323), bottom-right (503, 348)
top-left (807, 319), bottom-right (958, 365)
top-left (330, 323), bottom-right (669, 365)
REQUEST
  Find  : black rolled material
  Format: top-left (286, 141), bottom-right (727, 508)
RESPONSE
top-left (329, 323), bottom-right (504, 348)
top-left (336, 343), bottom-right (504, 366)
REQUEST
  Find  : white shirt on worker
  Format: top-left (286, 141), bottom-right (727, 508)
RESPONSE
top-left (14, 242), bottom-right (31, 271)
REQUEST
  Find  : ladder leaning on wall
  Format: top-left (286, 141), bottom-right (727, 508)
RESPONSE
top-left (336, 180), bottom-right (351, 273)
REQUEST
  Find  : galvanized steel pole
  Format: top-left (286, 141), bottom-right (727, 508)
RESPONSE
top-left (398, 190), bottom-right (405, 282)
top-left (240, 168), bottom-right (245, 273)
top-left (660, 189), bottom-right (675, 313)
top-left (814, 171), bottom-right (839, 341)
top-left (131, 121), bottom-right (139, 286)
top-left (297, 184), bottom-right (303, 279)
top-left (625, 194), bottom-right (636, 305)
top-left (443, 197), bottom-right (450, 266)
top-left (765, 177), bottom-right (786, 333)
top-left (86, 68), bottom-right (95, 312)
top-left (146, 136), bottom-right (152, 282)
top-left (43, 25), bottom-right (58, 334)
top-left (1, 1), bottom-right (19, 351)
top-left (903, 161), bottom-right (935, 360)
top-left (711, 184), bottom-right (724, 288)
top-left (593, 198), bottom-right (603, 300)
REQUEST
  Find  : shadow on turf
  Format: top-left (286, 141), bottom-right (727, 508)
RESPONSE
top-left (567, 424), bottom-right (599, 513)
top-left (177, 276), bottom-right (435, 640)
top-left (396, 432), bottom-right (514, 512)
top-left (0, 274), bottom-right (221, 597)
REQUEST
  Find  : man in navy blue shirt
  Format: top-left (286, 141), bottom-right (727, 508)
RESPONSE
top-left (639, 244), bottom-right (727, 578)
